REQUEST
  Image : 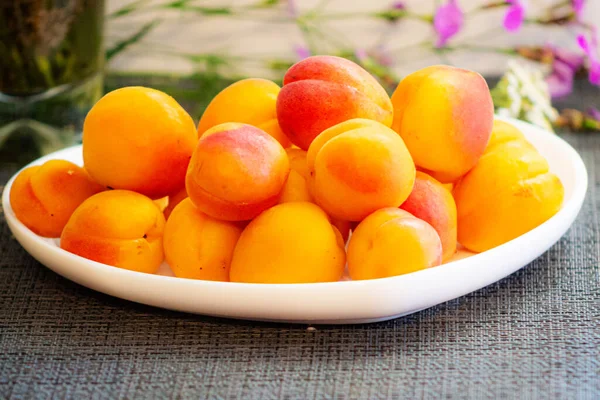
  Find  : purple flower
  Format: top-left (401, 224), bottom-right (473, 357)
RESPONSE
top-left (294, 45), bottom-right (310, 60)
top-left (587, 107), bottom-right (600, 121)
top-left (391, 1), bottom-right (406, 9)
top-left (433, 0), bottom-right (464, 48)
top-left (503, 0), bottom-right (525, 33)
top-left (573, 0), bottom-right (585, 21)
top-left (354, 49), bottom-right (368, 62)
top-left (577, 30), bottom-right (600, 86)
top-left (545, 47), bottom-right (584, 98)
top-left (546, 60), bottom-right (576, 98)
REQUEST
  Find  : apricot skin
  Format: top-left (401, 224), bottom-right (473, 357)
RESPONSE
top-left (453, 120), bottom-right (565, 252)
top-left (197, 78), bottom-right (291, 148)
top-left (163, 187), bottom-right (188, 220)
top-left (277, 55), bottom-right (394, 150)
top-left (307, 118), bottom-right (416, 221)
top-left (83, 86), bottom-right (197, 199)
top-left (186, 122), bottom-right (290, 221)
top-left (60, 190), bottom-right (166, 274)
top-left (230, 202), bottom-right (346, 284)
top-left (348, 208), bottom-right (442, 280)
top-left (10, 160), bottom-right (103, 238)
top-left (278, 148), bottom-right (350, 242)
top-left (163, 198), bottom-right (242, 281)
top-left (391, 65), bottom-right (494, 183)
top-left (279, 169), bottom-right (313, 204)
top-left (400, 171), bottom-right (457, 262)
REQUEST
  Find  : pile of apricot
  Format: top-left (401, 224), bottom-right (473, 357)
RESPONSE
top-left (9, 56), bottom-right (565, 283)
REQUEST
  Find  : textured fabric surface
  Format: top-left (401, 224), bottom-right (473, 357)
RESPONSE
top-left (2, 93), bottom-right (600, 400)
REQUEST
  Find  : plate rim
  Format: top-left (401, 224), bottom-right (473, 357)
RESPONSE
top-left (0, 116), bottom-right (589, 323)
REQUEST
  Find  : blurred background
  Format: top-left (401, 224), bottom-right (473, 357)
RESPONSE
top-left (1, 0), bottom-right (599, 165)
top-left (106, 0), bottom-right (600, 78)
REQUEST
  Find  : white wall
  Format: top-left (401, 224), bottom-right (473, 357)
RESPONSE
top-left (106, 0), bottom-right (600, 78)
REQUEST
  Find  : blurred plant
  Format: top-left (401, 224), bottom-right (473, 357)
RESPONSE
top-left (104, 0), bottom-right (600, 131)
top-left (491, 61), bottom-right (559, 132)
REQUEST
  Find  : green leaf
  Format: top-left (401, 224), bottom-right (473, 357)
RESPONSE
top-left (108, 0), bottom-right (150, 19)
top-left (164, 0), bottom-right (192, 9)
top-left (106, 20), bottom-right (160, 61)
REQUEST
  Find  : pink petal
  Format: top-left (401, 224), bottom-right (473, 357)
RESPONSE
top-left (553, 47), bottom-right (584, 70)
top-left (573, 0), bottom-right (585, 20)
top-left (294, 45), bottom-right (310, 60)
top-left (392, 1), bottom-right (406, 10)
top-left (546, 60), bottom-right (575, 98)
top-left (373, 46), bottom-right (394, 66)
top-left (503, 4), bottom-right (525, 33)
top-left (590, 62), bottom-right (600, 85)
top-left (587, 107), bottom-right (600, 120)
top-left (577, 34), bottom-right (590, 55)
top-left (355, 49), bottom-right (368, 62)
top-left (434, 0), bottom-right (464, 47)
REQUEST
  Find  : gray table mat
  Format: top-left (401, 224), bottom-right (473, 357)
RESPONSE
top-left (1, 94), bottom-right (600, 398)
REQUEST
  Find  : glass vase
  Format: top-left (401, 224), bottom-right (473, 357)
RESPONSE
top-left (0, 0), bottom-right (105, 166)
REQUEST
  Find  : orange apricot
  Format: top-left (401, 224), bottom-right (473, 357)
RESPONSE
top-left (163, 198), bottom-right (242, 281)
top-left (331, 218), bottom-right (351, 244)
top-left (285, 147), bottom-right (310, 180)
top-left (230, 202), bottom-right (346, 284)
top-left (400, 171), bottom-right (457, 262)
top-left (306, 118), bottom-right (416, 221)
top-left (83, 86), bottom-right (197, 199)
top-left (348, 208), bottom-right (442, 280)
top-left (391, 65), bottom-right (494, 182)
top-left (186, 122), bottom-right (289, 221)
top-left (278, 169), bottom-right (313, 204)
top-left (453, 120), bottom-right (564, 252)
top-left (60, 190), bottom-right (165, 274)
top-left (197, 78), bottom-right (291, 148)
top-left (277, 55), bottom-right (394, 150)
top-left (9, 160), bottom-right (103, 237)
top-left (163, 187), bottom-right (188, 220)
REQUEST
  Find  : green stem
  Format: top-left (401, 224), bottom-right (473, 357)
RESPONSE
top-left (436, 44), bottom-right (518, 55)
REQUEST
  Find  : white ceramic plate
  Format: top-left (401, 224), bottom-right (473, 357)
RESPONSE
top-left (2, 117), bottom-right (587, 324)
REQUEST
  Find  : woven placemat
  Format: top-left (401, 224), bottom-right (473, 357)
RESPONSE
top-left (1, 132), bottom-right (599, 400)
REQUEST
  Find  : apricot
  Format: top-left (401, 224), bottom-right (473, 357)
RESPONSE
top-left (331, 218), bottom-right (351, 244)
top-left (278, 148), bottom-right (350, 241)
top-left (163, 187), bottom-right (188, 220)
top-left (198, 78), bottom-right (291, 148)
top-left (400, 171), bottom-right (457, 262)
top-left (348, 208), bottom-right (442, 280)
top-left (277, 55), bottom-right (394, 150)
top-left (197, 78), bottom-right (291, 148)
top-left (307, 118), bottom-right (416, 221)
top-left (453, 120), bottom-right (565, 252)
top-left (278, 147), bottom-right (312, 204)
top-left (279, 169), bottom-right (313, 204)
top-left (163, 198), bottom-right (242, 281)
top-left (60, 190), bottom-right (165, 274)
top-left (9, 160), bottom-right (103, 237)
top-left (153, 196), bottom-right (169, 212)
top-left (285, 147), bottom-right (310, 180)
top-left (186, 122), bottom-right (289, 221)
top-left (230, 202), bottom-right (346, 283)
top-left (83, 86), bottom-right (197, 199)
top-left (391, 65), bottom-right (494, 183)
